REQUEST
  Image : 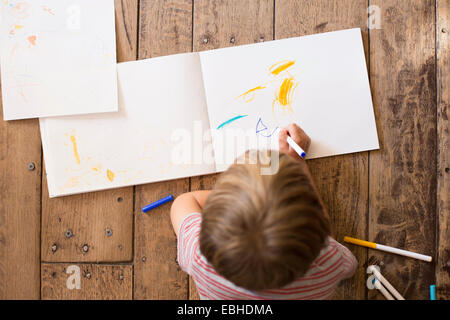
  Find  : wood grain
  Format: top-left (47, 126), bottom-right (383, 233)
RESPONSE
top-left (41, 263), bottom-right (132, 300)
top-left (41, 178), bottom-right (133, 262)
top-left (193, 0), bottom-right (273, 51)
top-left (369, 0), bottom-right (436, 300)
top-left (115, 0), bottom-right (139, 62)
top-left (40, 0), bottom-right (138, 263)
top-left (0, 97), bottom-right (41, 298)
top-left (275, 0), bottom-right (370, 300)
top-left (133, 0), bottom-right (192, 300)
top-left (436, 0), bottom-right (449, 300)
top-left (189, 0), bottom-right (274, 300)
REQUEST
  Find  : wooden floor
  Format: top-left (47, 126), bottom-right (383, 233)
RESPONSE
top-left (0, 0), bottom-right (448, 300)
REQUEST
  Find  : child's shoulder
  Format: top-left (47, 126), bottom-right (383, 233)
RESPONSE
top-left (309, 237), bottom-right (355, 268)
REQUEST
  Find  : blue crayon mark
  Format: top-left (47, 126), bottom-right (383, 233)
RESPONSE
top-left (256, 117), bottom-right (267, 133)
top-left (255, 117), bottom-right (278, 138)
top-left (217, 115), bottom-right (248, 130)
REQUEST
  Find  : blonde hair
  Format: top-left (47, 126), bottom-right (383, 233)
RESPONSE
top-left (199, 151), bottom-right (330, 290)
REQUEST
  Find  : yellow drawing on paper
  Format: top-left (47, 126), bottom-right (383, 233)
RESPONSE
top-left (236, 59), bottom-right (299, 118)
top-left (106, 169), bottom-right (115, 182)
top-left (269, 60), bottom-right (295, 76)
top-left (273, 76), bottom-right (298, 115)
top-left (70, 135), bottom-right (81, 164)
top-left (64, 176), bottom-right (79, 189)
top-left (237, 85), bottom-right (267, 102)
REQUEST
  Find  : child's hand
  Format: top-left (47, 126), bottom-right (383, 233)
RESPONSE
top-left (279, 123), bottom-right (311, 161)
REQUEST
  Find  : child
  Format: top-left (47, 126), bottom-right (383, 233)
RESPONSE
top-left (170, 123), bottom-right (357, 299)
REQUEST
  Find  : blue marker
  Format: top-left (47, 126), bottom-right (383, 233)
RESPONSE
top-left (286, 135), bottom-right (306, 158)
top-left (142, 194), bottom-right (174, 213)
top-left (430, 285), bottom-right (436, 300)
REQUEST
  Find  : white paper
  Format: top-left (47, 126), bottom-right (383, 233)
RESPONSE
top-left (200, 28), bottom-right (379, 171)
top-left (0, 0), bottom-right (118, 120)
top-left (40, 28), bottom-right (379, 197)
top-left (40, 53), bottom-right (215, 197)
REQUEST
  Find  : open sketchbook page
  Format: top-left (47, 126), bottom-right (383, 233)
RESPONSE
top-left (40, 53), bottom-right (215, 197)
top-left (0, 0), bottom-right (117, 120)
top-left (200, 28), bottom-right (379, 172)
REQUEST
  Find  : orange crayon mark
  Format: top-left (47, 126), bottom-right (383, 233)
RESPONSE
top-left (237, 85), bottom-right (266, 102)
top-left (12, 2), bottom-right (31, 20)
top-left (269, 60), bottom-right (295, 76)
top-left (10, 25), bottom-right (23, 34)
top-left (70, 135), bottom-right (81, 164)
top-left (42, 5), bottom-right (55, 15)
top-left (92, 164), bottom-right (102, 172)
top-left (27, 35), bottom-right (37, 46)
top-left (273, 76), bottom-right (298, 114)
top-left (106, 169), bottom-right (115, 182)
top-left (19, 89), bottom-right (27, 102)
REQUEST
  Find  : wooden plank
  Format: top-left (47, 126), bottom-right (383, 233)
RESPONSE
top-left (41, 179), bottom-right (134, 262)
top-left (133, 0), bottom-right (192, 300)
top-left (193, 0), bottom-right (273, 50)
top-left (369, 0), bottom-right (436, 299)
top-left (436, 0), bottom-right (449, 300)
top-left (41, 263), bottom-right (132, 299)
top-left (40, 0), bottom-right (138, 263)
top-left (115, 0), bottom-right (139, 62)
top-left (275, 0), bottom-right (369, 300)
top-left (0, 101), bottom-right (41, 298)
top-left (190, 0), bottom-right (274, 300)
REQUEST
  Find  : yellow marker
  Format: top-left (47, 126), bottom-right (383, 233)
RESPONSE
top-left (106, 169), bottom-right (115, 182)
top-left (344, 236), bottom-right (432, 262)
top-left (344, 236), bottom-right (377, 249)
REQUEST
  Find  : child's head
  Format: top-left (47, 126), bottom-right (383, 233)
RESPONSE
top-left (200, 151), bottom-right (330, 291)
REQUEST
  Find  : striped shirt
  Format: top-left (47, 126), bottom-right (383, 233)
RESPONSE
top-left (177, 213), bottom-right (358, 300)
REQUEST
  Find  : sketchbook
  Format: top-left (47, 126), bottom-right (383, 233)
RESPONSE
top-left (0, 0), bottom-right (117, 120)
top-left (40, 28), bottom-right (379, 197)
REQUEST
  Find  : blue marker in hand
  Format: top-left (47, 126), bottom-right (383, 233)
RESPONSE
top-left (142, 194), bottom-right (174, 213)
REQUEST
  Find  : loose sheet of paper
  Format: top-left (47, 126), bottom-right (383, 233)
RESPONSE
top-left (40, 53), bottom-right (215, 197)
top-left (0, 0), bottom-right (118, 120)
top-left (200, 28), bottom-right (379, 171)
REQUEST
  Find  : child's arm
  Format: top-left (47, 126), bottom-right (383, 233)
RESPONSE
top-left (170, 190), bottom-right (211, 236)
top-left (278, 124), bottom-right (329, 219)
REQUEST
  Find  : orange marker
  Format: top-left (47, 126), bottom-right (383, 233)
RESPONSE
top-left (344, 236), bottom-right (432, 262)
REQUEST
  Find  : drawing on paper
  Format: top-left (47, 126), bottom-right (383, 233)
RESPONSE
top-left (1, 0), bottom-right (118, 120)
top-left (256, 117), bottom-right (279, 138)
top-left (272, 74), bottom-right (298, 115)
top-left (217, 115), bottom-right (248, 129)
top-left (106, 169), bottom-right (115, 182)
top-left (225, 59), bottom-right (299, 137)
top-left (64, 132), bottom-right (119, 187)
top-left (236, 60), bottom-right (299, 116)
top-left (70, 135), bottom-right (81, 164)
top-left (237, 85), bottom-right (266, 102)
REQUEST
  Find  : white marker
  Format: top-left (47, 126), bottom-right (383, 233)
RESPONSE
top-left (286, 135), bottom-right (306, 158)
